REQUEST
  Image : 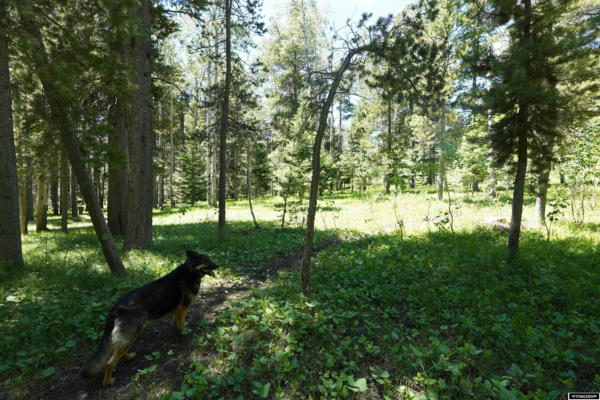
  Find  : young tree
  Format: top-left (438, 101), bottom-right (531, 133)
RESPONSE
top-left (479, 0), bottom-right (598, 256)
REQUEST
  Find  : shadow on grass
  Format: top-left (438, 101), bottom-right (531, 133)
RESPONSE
top-left (179, 228), bottom-right (600, 398)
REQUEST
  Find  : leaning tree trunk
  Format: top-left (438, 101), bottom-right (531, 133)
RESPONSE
top-left (0, 0), bottom-right (23, 265)
top-left (534, 163), bottom-right (551, 226)
top-left (18, 2), bottom-right (126, 275)
top-left (124, 0), bottom-right (153, 250)
top-left (70, 167), bottom-right (78, 217)
top-left (218, 0), bottom-right (232, 240)
top-left (301, 46), bottom-right (365, 295)
top-left (35, 173), bottom-right (48, 232)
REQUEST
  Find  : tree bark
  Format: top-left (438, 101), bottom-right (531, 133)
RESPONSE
top-left (534, 164), bottom-right (550, 226)
top-left (507, 0), bottom-right (531, 258)
top-left (384, 96), bottom-right (392, 195)
top-left (50, 170), bottom-right (59, 215)
top-left (70, 167), bottom-right (78, 217)
top-left (60, 151), bottom-right (69, 232)
top-left (247, 143), bottom-right (259, 229)
top-left (169, 97), bottom-right (175, 208)
top-left (0, 0), bottom-right (23, 264)
top-left (19, 177), bottom-right (28, 236)
top-left (107, 85), bottom-right (129, 235)
top-left (301, 46), bottom-right (364, 295)
top-left (124, 0), bottom-right (153, 250)
top-left (18, 2), bottom-right (126, 275)
top-left (218, 0), bottom-right (232, 240)
top-left (26, 168), bottom-right (33, 221)
top-left (35, 174), bottom-right (48, 231)
top-left (437, 105), bottom-right (446, 200)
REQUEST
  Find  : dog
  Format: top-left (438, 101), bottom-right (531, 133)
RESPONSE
top-left (82, 250), bottom-right (218, 386)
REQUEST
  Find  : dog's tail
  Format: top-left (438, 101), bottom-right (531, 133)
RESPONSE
top-left (81, 314), bottom-right (114, 377)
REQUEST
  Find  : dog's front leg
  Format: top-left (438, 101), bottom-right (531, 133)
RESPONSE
top-left (174, 305), bottom-right (188, 332)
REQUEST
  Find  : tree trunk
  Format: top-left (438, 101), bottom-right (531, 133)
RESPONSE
top-left (124, 0), bottom-right (153, 250)
top-left (487, 103), bottom-right (497, 199)
top-left (18, 2), bottom-right (126, 275)
top-left (247, 143), bottom-right (259, 229)
top-left (93, 163), bottom-right (101, 208)
top-left (281, 193), bottom-right (288, 229)
top-left (301, 46), bottom-right (364, 295)
top-left (107, 76), bottom-right (129, 235)
top-left (534, 164), bottom-right (550, 226)
top-left (19, 177), bottom-right (28, 236)
top-left (50, 170), bottom-right (59, 215)
top-left (218, 0), bottom-right (231, 240)
top-left (26, 169), bottom-right (33, 221)
top-left (437, 105), bottom-right (446, 201)
top-left (170, 97), bottom-right (176, 208)
top-left (0, 0), bottom-right (23, 264)
top-left (60, 151), bottom-right (69, 232)
top-left (384, 96), bottom-right (392, 195)
top-left (508, 0), bottom-right (531, 258)
top-left (70, 167), bottom-right (78, 217)
top-left (35, 174), bottom-right (48, 231)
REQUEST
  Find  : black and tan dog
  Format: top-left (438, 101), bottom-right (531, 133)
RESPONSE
top-left (82, 250), bottom-right (218, 386)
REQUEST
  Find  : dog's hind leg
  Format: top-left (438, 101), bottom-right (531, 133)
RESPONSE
top-left (102, 344), bottom-right (127, 387)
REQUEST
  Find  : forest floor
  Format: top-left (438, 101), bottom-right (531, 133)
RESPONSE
top-left (2, 187), bottom-right (600, 399)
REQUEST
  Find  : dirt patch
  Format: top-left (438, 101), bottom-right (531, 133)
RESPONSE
top-left (8, 239), bottom-right (338, 400)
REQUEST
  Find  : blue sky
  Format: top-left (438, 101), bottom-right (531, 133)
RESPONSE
top-left (262, 0), bottom-right (414, 31)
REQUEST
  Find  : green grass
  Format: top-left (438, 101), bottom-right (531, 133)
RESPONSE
top-left (1, 186), bottom-right (599, 398)
top-left (175, 229), bottom-right (600, 399)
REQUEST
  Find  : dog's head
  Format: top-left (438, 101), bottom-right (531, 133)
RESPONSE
top-left (185, 250), bottom-right (219, 277)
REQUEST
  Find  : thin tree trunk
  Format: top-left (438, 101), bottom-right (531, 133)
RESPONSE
top-left (487, 96), bottom-right (497, 199)
top-left (437, 105), bottom-right (446, 201)
top-left (247, 143), bottom-right (259, 229)
top-left (26, 168), bottom-right (33, 221)
top-left (169, 98), bottom-right (176, 208)
top-left (70, 167), bottom-right (78, 217)
top-left (124, 0), bottom-right (153, 250)
top-left (60, 151), bottom-right (69, 232)
top-left (218, 0), bottom-right (232, 240)
top-left (384, 96), bottom-right (392, 194)
top-left (0, 0), bottom-right (23, 264)
top-left (19, 177), bottom-right (28, 236)
top-left (301, 46), bottom-right (364, 295)
top-left (18, 2), bottom-right (126, 274)
top-left (535, 164), bottom-right (550, 226)
top-left (281, 193), bottom-right (288, 229)
top-left (50, 170), bottom-right (59, 215)
top-left (35, 173), bottom-right (48, 231)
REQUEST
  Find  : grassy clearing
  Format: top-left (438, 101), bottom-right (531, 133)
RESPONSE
top-left (1, 186), bottom-right (599, 398)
